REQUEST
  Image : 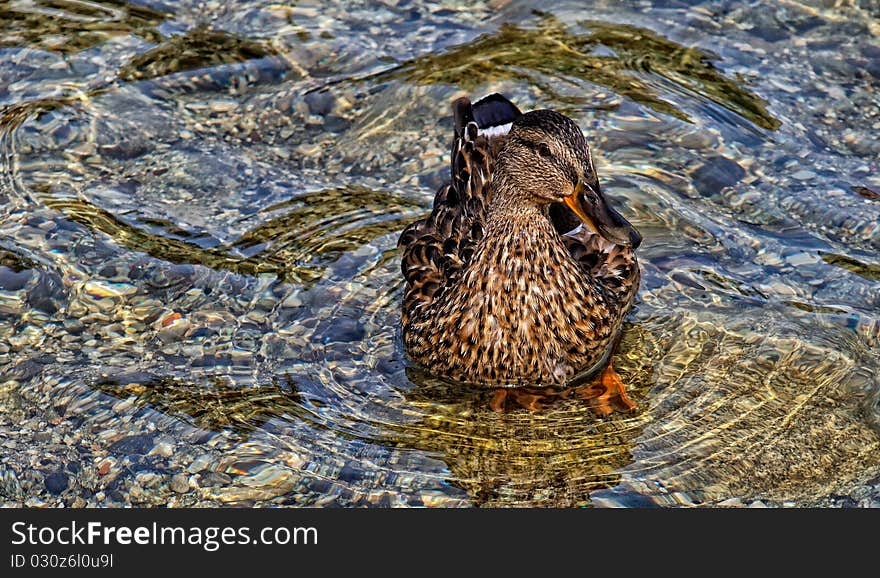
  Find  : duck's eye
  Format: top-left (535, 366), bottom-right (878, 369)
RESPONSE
top-left (537, 142), bottom-right (553, 158)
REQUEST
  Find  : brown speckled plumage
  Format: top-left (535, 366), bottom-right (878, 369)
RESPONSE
top-left (399, 94), bottom-right (641, 387)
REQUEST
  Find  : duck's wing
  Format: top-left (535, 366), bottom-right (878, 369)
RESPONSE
top-left (398, 93), bottom-right (521, 315)
top-left (560, 225), bottom-right (640, 303)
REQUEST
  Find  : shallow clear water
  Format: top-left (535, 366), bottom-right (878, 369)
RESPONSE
top-left (1, 0), bottom-right (879, 508)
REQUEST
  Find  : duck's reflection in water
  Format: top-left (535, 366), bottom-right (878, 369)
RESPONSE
top-left (400, 367), bottom-right (645, 507)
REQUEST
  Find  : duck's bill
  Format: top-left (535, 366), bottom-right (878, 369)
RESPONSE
top-left (563, 181), bottom-right (642, 248)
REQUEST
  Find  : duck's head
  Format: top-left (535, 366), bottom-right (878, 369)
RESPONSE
top-left (494, 109), bottom-right (641, 248)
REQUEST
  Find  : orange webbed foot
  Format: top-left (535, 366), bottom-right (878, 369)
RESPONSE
top-left (489, 389), bottom-right (508, 413)
top-left (489, 388), bottom-right (548, 412)
top-left (576, 361), bottom-right (637, 417)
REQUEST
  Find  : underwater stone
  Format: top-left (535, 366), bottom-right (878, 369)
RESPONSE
top-left (83, 280), bottom-right (137, 299)
top-left (99, 140), bottom-right (151, 160)
top-left (323, 115), bottom-right (351, 133)
top-left (0, 267), bottom-right (32, 291)
top-left (198, 471), bottom-right (232, 487)
top-left (109, 435), bottom-right (155, 456)
top-left (691, 156), bottom-right (746, 197)
top-left (0, 466), bottom-right (23, 499)
top-left (25, 276), bottom-right (60, 315)
top-left (748, 13), bottom-right (789, 42)
top-left (44, 470), bottom-right (68, 495)
top-left (170, 473), bottom-right (189, 494)
top-left (860, 44), bottom-right (880, 79)
top-left (304, 90), bottom-right (335, 116)
top-left (322, 317), bottom-right (365, 343)
top-left (157, 316), bottom-right (191, 342)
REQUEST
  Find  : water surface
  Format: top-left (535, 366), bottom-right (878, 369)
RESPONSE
top-left (1, 0), bottom-right (879, 507)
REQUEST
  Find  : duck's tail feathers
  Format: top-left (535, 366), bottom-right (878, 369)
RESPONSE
top-left (453, 93), bottom-right (521, 140)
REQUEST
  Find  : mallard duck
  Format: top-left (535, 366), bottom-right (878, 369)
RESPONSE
top-left (398, 93), bottom-right (642, 414)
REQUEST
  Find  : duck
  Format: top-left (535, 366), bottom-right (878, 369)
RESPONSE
top-left (398, 93), bottom-right (642, 415)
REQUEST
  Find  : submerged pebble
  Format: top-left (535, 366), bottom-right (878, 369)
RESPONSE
top-left (169, 473), bottom-right (190, 494)
top-left (44, 471), bottom-right (69, 495)
top-left (109, 435), bottom-right (155, 456)
top-left (83, 280), bottom-right (137, 299)
top-left (691, 156), bottom-right (746, 197)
